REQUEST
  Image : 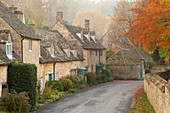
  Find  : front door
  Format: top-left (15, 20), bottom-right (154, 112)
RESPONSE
top-left (140, 64), bottom-right (143, 80)
top-left (49, 74), bottom-right (52, 81)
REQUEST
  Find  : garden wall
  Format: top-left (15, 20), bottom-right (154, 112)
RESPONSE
top-left (144, 74), bottom-right (170, 113)
top-left (106, 65), bottom-right (141, 80)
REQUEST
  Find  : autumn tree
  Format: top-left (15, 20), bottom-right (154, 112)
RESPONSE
top-left (111, 0), bottom-right (137, 39)
top-left (73, 10), bottom-right (110, 35)
top-left (124, 0), bottom-right (170, 62)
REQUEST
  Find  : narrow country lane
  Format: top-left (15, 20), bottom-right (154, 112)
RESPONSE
top-left (36, 81), bottom-right (143, 113)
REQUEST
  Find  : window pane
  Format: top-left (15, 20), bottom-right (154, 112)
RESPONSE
top-left (9, 45), bottom-right (12, 55)
top-left (7, 45), bottom-right (9, 55)
top-left (29, 40), bottom-right (32, 50)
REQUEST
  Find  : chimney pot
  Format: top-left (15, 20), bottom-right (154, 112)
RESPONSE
top-left (57, 12), bottom-right (63, 23)
top-left (85, 20), bottom-right (90, 30)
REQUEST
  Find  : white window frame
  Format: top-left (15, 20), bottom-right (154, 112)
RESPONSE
top-left (50, 47), bottom-right (55, 57)
top-left (39, 77), bottom-right (43, 91)
top-left (67, 48), bottom-right (70, 57)
top-left (29, 40), bottom-right (32, 52)
top-left (74, 50), bottom-right (77, 57)
top-left (6, 43), bottom-right (12, 59)
top-left (55, 72), bottom-right (59, 80)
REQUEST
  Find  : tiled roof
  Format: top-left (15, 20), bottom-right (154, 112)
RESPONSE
top-left (0, 47), bottom-right (21, 65)
top-left (32, 27), bottom-right (84, 63)
top-left (107, 45), bottom-right (152, 65)
top-left (64, 24), bottom-right (105, 50)
top-left (0, 1), bottom-right (40, 40)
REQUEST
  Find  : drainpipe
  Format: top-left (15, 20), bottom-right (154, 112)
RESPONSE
top-left (53, 62), bottom-right (57, 80)
top-left (99, 50), bottom-right (101, 65)
top-left (21, 37), bottom-right (24, 62)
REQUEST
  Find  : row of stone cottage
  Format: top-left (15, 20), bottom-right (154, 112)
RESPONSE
top-left (0, 2), bottom-right (106, 97)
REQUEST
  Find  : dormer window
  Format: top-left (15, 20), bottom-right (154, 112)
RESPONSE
top-left (76, 33), bottom-right (84, 42)
top-left (67, 48), bottom-right (70, 57)
top-left (74, 50), bottom-right (77, 57)
top-left (29, 39), bottom-right (32, 52)
top-left (50, 47), bottom-right (55, 57)
top-left (6, 43), bottom-right (12, 59)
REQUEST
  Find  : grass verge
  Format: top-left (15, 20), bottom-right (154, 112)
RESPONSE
top-left (131, 86), bottom-right (155, 113)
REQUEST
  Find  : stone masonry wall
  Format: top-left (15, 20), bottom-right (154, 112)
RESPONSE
top-left (106, 65), bottom-right (141, 80)
top-left (0, 66), bottom-right (8, 97)
top-left (144, 74), bottom-right (170, 113)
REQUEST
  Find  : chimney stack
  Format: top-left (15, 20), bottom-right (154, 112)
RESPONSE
top-left (9, 5), bottom-right (25, 24)
top-left (9, 5), bottom-right (17, 13)
top-left (57, 12), bottom-right (63, 23)
top-left (85, 20), bottom-right (90, 31)
top-left (14, 11), bottom-right (25, 24)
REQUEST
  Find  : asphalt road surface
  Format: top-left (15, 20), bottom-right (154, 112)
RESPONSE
top-left (36, 81), bottom-right (143, 113)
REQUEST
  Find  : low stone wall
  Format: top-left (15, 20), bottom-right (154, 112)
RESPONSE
top-left (144, 74), bottom-right (170, 113)
top-left (106, 65), bottom-right (141, 80)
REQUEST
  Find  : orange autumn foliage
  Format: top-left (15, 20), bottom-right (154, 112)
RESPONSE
top-left (123, 0), bottom-right (170, 62)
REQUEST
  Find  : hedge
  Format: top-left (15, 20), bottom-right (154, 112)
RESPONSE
top-left (7, 63), bottom-right (37, 109)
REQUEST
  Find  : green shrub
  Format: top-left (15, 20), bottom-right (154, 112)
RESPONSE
top-left (57, 92), bottom-right (66, 99)
top-left (61, 75), bottom-right (84, 88)
top-left (96, 72), bottom-right (102, 80)
top-left (102, 69), bottom-right (111, 77)
top-left (145, 60), bottom-right (156, 69)
top-left (106, 77), bottom-right (114, 82)
top-left (92, 81), bottom-right (98, 85)
top-left (43, 86), bottom-right (53, 99)
top-left (68, 89), bottom-right (77, 93)
top-left (7, 63), bottom-right (37, 109)
top-left (1, 90), bottom-right (31, 113)
top-left (46, 80), bottom-right (63, 91)
top-left (38, 96), bottom-right (45, 103)
top-left (61, 79), bottom-right (73, 91)
top-left (87, 72), bottom-right (97, 84)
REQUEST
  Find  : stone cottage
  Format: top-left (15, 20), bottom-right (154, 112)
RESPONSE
top-left (106, 45), bottom-right (152, 80)
top-left (52, 12), bottom-right (106, 73)
top-left (33, 27), bottom-right (84, 90)
top-left (0, 2), bottom-right (40, 96)
top-left (0, 30), bottom-right (22, 97)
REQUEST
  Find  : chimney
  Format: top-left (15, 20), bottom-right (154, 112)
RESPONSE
top-left (85, 20), bottom-right (90, 31)
top-left (14, 11), bottom-right (25, 24)
top-left (9, 5), bottom-right (18, 13)
top-left (56, 12), bottom-right (63, 23)
top-left (9, 5), bottom-right (25, 24)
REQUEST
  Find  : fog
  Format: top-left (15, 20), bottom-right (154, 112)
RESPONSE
top-left (1, 0), bottom-right (118, 26)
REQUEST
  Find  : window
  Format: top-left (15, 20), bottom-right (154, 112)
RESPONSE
top-left (100, 50), bottom-right (103, 56)
top-left (67, 48), bottom-right (70, 57)
top-left (6, 43), bottom-right (12, 59)
top-left (50, 47), bottom-right (54, 57)
top-left (29, 40), bottom-right (32, 51)
top-left (49, 74), bottom-right (52, 81)
top-left (74, 50), bottom-right (77, 57)
top-left (55, 72), bottom-right (58, 80)
top-left (130, 65), bottom-right (134, 71)
top-left (39, 77), bottom-right (43, 91)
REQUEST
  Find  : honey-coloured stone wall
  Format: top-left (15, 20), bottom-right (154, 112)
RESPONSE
top-left (144, 74), bottom-right (170, 113)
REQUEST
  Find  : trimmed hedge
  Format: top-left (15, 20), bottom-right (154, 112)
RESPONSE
top-left (46, 80), bottom-right (64, 91)
top-left (7, 63), bottom-right (37, 109)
